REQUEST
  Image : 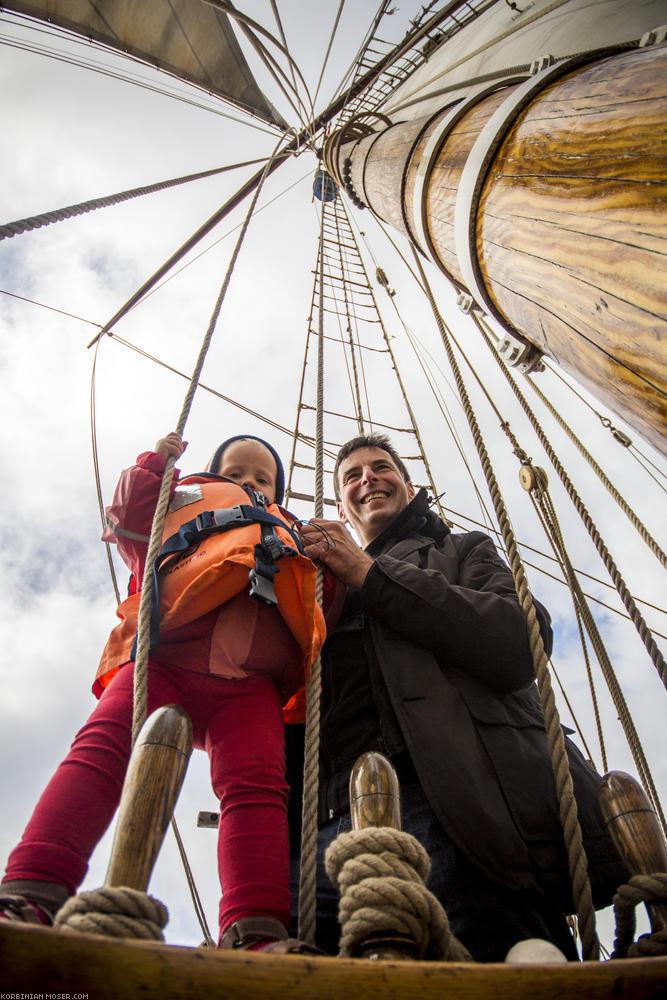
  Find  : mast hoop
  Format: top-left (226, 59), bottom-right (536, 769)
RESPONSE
top-left (454, 44), bottom-right (632, 328)
top-left (410, 76), bottom-right (529, 265)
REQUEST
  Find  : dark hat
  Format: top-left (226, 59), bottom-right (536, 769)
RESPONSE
top-left (208, 435), bottom-right (285, 504)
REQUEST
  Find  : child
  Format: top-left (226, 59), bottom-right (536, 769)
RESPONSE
top-left (0, 433), bottom-right (329, 953)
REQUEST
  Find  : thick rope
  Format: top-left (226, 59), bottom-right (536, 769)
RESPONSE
top-left (525, 374), bottom-right (666, 569)
top-left (413, 249), bottom-right (599, 959)
top-left (131, 136), bottom-right (287, 743)
top-left (325, 828), bottom-right (472, 961)
top-left (526, 474), bottom-right (666, 837)
top-left (471, 313), bottom-right (667, 690)
top-left (611, 874), bottom-right (667, 958)
top-left (298, 195), bottom-right (327, 944)
top-left (53, 887), bottom-right (168, 940)
top-left (0, 159), bottom-right (267, 240)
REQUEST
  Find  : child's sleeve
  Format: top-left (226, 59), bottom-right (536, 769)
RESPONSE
top-left (102, 451), bottom-right (180, 581)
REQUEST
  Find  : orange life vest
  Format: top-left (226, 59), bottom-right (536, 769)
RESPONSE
top-left (95, 477), bottom-right (325, 718)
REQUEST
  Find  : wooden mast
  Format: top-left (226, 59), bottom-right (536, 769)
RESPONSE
top-left (323, 42), bottom-right (667, 458)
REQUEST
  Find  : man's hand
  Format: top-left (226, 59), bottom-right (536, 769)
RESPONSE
top-left (155, 432), bottom-right (188, 461)
top-left (299, 519), bottom-right (373, 590)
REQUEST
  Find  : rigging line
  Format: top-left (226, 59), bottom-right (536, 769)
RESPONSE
top-left (328, 0), bottom-right (391, 104)
top-left (548, 656), bottom-right (599, 774)
top-left (522, 365), bottom-right (667, 570)
top-left (530, 481), bottom-right (666, 834)
top-left (90, 337), bottom-right (121, 607)
top-left (130, 134), bottom-right (288, 744)
top-left (298, 192), bottom-right (327, 946)
top-left (0, 34), bottom-right (282, 137)
top-left (139, 166), bottom-right (314, 305)
top-left (351, 214), bottom-right (500, 534)
top-left (227, 14), bottom-right (311, 132)
top-left (343, 200), bottom-right (444, 515)
top-left (485, 322), bottom-right (667, 494)
top-left (628, 447), bottom-right (667, 495)
top-left (445, 504), bottom-right (666, 618)
top-left (169, 813), bottom-right (215, 947)
top-left (331, 200), bottom-right (366, 431)
top-left (85, 144), bottom-right (295, 348)
top-left (312, 0), bottom-right (346, 113)
top-left (107, 334), bottom-right (310, 446)
top-left (201, 0), bottom-right (315, 116)
top-left (388, 299), bottom-right (502, 544)
top-left (268, 0), bottom-right (310, 136)
top-left (412, 245), bottom-right (600, 961)
top-left (470, 312), bottom-right (667, 690)
top-left (0, 157), bottom-right (268, 241)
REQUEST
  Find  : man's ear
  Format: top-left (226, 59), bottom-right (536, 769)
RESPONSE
top-left (407, 481), bottom-right (416, 500)
top-left (337, 501), bottom-right (349, 524)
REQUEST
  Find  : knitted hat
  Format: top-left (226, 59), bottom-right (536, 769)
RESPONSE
top-left (207, 435), bottom-right (285, 504)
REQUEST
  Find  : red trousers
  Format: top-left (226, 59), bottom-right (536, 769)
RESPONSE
top-left (3, 662), bottom-right (291, 936)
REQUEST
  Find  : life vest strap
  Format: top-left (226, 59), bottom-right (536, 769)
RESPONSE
top-left (131, 500), bottom-right (304, 658)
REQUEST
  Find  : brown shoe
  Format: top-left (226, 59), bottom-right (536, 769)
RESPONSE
top-left (0, 893), bottom-right (55, 926)
top-left (219, 916), bottom-right (324, 955)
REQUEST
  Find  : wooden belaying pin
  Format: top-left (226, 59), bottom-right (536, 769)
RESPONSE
top-left (348, 752), bottom-right (415, 961)
top-left (105, 705), bottom-right (193, 892)
top-left (598, 770), bottom-right (667, 934)
top-left (350, 750), bottom-right (402, 831)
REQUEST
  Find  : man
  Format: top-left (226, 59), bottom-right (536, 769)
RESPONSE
top-left (288, 433), bottom-right (625, 961)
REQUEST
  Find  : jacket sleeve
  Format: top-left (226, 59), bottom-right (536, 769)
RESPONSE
top-left (102, 451), bottom-right (180, 581)
top-left (360, 531), bottom-right (551, 695)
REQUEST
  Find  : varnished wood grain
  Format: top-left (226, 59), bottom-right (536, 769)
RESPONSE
top-left (476, 46), bottom-right (667, 455)
top-left (105, 705), bottom-right (192, 891)
top-left (599, 771), bottom-right (667, 934)
top-left (2, 921), bottom-right (667, 998)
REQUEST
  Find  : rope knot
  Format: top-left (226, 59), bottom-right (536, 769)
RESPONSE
top-left (612, 873), bottom-right (667, 958)
top-left (53, 886), bottom-right (168, 940)
top-left (325, 827), bottom-right (472, 961)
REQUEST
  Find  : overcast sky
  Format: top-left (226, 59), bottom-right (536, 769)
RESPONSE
top-left (0, 0), bottom-right (665, 955)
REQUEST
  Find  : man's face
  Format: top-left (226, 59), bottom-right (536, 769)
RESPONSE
top-left (336, 446), bottom-right (415, 546)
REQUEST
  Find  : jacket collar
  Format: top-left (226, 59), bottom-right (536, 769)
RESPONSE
top-left (365, 488), bottom-right (450, 557)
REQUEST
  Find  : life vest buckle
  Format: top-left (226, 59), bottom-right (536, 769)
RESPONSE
top-left (195, 506), bottom-right (246, 534)
top-left (248, 567), bottom-right (278, 607)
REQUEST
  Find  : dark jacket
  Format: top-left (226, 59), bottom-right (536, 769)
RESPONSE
top-left (287, 490), bottom-right (626, 909)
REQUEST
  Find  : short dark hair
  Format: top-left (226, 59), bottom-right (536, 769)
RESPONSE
top-left (333, 433), bottom-right (411, 501)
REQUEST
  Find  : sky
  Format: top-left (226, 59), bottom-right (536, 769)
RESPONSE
top-left (0, 0), bottom-right (665, 957)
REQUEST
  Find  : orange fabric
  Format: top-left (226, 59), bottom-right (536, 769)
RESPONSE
top-left (95, 479), bottom-right (325, 721)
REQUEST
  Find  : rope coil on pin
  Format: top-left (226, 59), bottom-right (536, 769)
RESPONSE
top-left (612, 874), bottom-right (667, 958)
top-left (54, 887), bottom-right (168, 941)
top-left (325, 827), bottom-right (472, 961)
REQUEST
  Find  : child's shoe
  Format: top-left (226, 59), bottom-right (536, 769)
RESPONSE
top-left (0, 892), bottom-right (55, 926)
top-left (219, 915), bottom-right (324, 954)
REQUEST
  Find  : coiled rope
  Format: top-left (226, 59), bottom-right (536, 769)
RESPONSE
top-left (325, 828), bottom-right (472, 961)
top-left (611, 874), bottom-right (667, 958)
top-left (54, 887), bottom-right (168, 940)
top-left (412, 248), bottom-right (599, 960)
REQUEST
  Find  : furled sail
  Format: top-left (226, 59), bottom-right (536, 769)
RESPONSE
top-left (4, 0), bottom-right (288, 129)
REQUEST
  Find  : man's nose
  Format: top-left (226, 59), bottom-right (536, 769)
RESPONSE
top-left (361, 466), bottom-right (377, 484)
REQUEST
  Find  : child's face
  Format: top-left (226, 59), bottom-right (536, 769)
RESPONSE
top-left (215, 439), bottom-right (278, 503)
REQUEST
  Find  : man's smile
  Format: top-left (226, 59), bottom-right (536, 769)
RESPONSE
top-left (360, 491), bottom-right (389, 503)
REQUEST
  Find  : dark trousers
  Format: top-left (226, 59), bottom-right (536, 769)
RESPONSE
top-left (291, 774), bottom-right (577, 961)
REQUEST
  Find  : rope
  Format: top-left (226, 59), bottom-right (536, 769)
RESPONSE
top-left (471, 313), bottom-right (667, 692)
top-left (525, 374), bottom-right (667, 569)
top-left (131, 135), bottom-right (287, 743)
top-left (0, 159), bottom-right (267, 240)
top-left (412, 248), bottom-right (599, 960)
top-left (298, 195), bottom-right (327, 944)
top-left (53, 887), bottom-right (168, 940)
top-left (611, 874), bottom-right (667, 958)
top-left (524, 469), bottom-right (666, 836)
top-left (325, 828), bottom-right (472, 961)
